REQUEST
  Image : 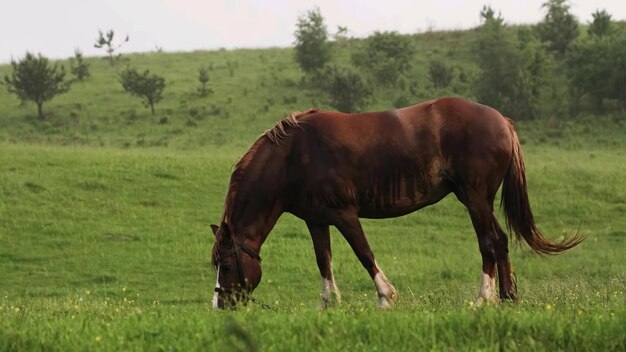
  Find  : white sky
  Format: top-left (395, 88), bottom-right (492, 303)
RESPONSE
top-left (1, 0), bottom-right (625, 63)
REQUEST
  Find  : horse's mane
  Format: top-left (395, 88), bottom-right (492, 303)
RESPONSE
top-left (263, 108), bottom-right (319, 144)
top-left (220, 109), bottom-right (319, 225)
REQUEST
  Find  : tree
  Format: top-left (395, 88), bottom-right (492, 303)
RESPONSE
top-left (479, 5), bottom-right (502, 26)
top-left (588, 9), bottom-right (614, 37)
top-left (119, 67), bottom-right (166, 115)
top-left (567, 30), bottom-right (626, 110)
top-left (197, 66), bottom-right (213, 97)
top-left (536, 0), bottom-right (579, 56)
top-left (293, 7), bottom-right (331, 74)
top-left (3, 52), bottom-right (71, 119)
top-left (429, 60), bottom-right (453, 89)
top-left (321, 66), bottom-right (372, 113)
top-left (70, 48), bottom-right (90, 81)
top-left (94, 29), bottom-right (129, 65)
top-left (517, 28), bottom-right (560, 117)
top-left (473, 6), bottom-right (553, 120)
top-left (352, 31), bottom-right (415, 85)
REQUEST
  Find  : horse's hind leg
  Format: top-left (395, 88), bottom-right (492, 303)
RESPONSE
top-left (464, 200), bottom-right (499, 306)
top-left (465, 199), bottom-right (518, 305)
top-left (493, 221), bottom-right (518, 301)
top-left (331, 207), bottom-right (398, 309)
top-left (306, 222), bottom-right (341, 308)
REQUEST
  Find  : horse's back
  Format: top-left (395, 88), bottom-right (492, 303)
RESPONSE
top-left (298, 97), bottom-right (511, 162)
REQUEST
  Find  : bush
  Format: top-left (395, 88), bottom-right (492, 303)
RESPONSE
top-left (393, 95), bottom-right (411, 108)
top-left (352, 31), bottom-right (415, 85)
top-left (70, 49), bottom-right (90, 81)
top-left (429, 60), bottom-right (453, 89)
top-left (197, 66), bottom-right (213, 97)
top-left (321, 66), bottom-right (372, 113)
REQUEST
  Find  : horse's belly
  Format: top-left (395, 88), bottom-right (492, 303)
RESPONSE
top-left (357, 201), bottom-right (427, 218)
top-left (356, 186), bottom-right (451, 219)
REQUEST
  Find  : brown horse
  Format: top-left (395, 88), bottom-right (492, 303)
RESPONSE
top-left (210, 97), bottom-right (584, 309)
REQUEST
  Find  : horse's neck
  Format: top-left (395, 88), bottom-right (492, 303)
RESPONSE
top-left (228, 139), bottom-right (287, 248)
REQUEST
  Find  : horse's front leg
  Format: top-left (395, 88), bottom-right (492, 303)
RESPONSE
top-left (306, 222), bottom-right (341, 308)
top-left (332, 207), bottom-right (398, 309)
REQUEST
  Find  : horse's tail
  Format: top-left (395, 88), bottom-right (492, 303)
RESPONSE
top-left (501, 118), bottom-right (585, 254)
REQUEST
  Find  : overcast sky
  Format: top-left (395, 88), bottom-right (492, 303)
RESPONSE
top-left (1, 0), bottom-right (625, 63)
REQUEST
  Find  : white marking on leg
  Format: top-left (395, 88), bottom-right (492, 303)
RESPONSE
top-left (321, 278), bottom-right (332, 308)
top-left (474, 272), bottom-right (497, 307)
top-left (319, 268), bottom-right (341, 309)
top-left (373, 262), bottom-right (398, 309)
top-left (212, 264), bottom-right (220, 309)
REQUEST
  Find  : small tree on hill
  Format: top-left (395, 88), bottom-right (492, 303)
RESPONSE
top-left (70, 48), bottom-right (90, 81)
top-left (321, 66), bottom-right (372, 113)
top-left (3, 52), bottom-right (71, 119)
top-left (119, 67), bottom-right (166, 115)
top-left (588, 9), bottom-right (614, 37)
top-left (197, 66), bottom-right (213, 97)
top-left (536, 0), bottom-right (579, 56)
top-left (294, 7), bottom-right (331, 75)
top-left (94, 29), bottom-right (129, 66)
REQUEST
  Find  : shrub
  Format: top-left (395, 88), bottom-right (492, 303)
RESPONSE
top-left (429, 60), bottom-right (453, 89)
top-left (352, 31), bottom-right (415, 85)
top-left (197, 66), bottom-right (213, 97)
top-left (70, 49), bottom-right (90, 81)
top-left (321, 66), bottom-right (372, 113)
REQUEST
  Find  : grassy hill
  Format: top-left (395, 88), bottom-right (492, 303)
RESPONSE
top-left (1, 28), bottom-right (624, 150)
top-left (1, 47), bottom-right (308, 149)
top-left (0, 29), bottom-right (496, 149)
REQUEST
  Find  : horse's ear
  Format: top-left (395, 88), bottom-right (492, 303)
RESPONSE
top-left (220, 221), bottom-right (234, 245)
top-left (210, 224), bottom-right (219, 237)
top-left (220, 221), bottom-right (231, 236)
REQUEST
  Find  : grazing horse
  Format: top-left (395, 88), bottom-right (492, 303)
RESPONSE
top-left (210, 97), bottom-right (583, 309)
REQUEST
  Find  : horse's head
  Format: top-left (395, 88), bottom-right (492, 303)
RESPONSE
top-left (210, 222), bottom-right (262, 309)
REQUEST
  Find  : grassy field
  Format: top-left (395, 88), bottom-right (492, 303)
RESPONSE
top-left (1, 28), bottom-right (625, 351)
top-left (1, 141), bottom-right (624, 351)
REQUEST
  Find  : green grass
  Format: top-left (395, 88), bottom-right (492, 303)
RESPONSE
top-left (1, 300), bottom-right (624, 351)
top-left (1, 143), bottom-right (624, 351)
top-left (1, 27), bottom-right (625, 351)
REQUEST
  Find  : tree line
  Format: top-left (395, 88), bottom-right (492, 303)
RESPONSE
top-left (3, 1), bottom-right (625, 120)
top-left (294, 0), bottom-right (625, 118)
top-left (2, 29), bottom-right (207, 119)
